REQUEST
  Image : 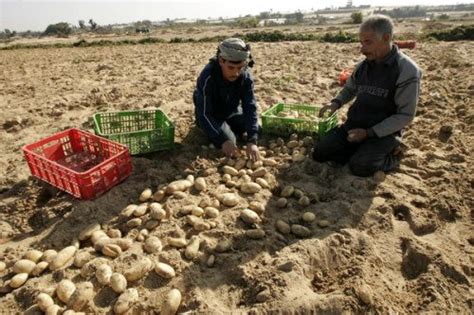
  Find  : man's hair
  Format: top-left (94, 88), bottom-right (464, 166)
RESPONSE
top-left (360, 15), bottom-right (394, 39)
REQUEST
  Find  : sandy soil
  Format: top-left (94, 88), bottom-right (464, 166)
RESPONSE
top-left (0, 37), bottom-right (473, 314)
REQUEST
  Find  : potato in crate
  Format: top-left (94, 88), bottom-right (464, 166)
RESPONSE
top-left (93, 109), bottom-right (174, 155)
top-left (261, 103), bottom-right (338, 137)
top-left (22, 128), bottom-right (132, 200)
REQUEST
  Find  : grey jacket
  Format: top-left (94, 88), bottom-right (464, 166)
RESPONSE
top-left (333, 45), bottom-right (422, 137)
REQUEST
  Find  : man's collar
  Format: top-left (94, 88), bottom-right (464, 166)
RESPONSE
top-left (382, 44), bottom-right (398, 65)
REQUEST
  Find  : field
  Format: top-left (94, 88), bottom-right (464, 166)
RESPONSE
top-left (0, 24), bottom-right (473, 313)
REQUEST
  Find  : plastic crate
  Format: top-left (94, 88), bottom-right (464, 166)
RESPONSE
top-left (261, 103), bottom-right (338, 137)
top-left (93, 109), bottom-right (174, 155)
top-left (23, 128), bottom-right (132, 200)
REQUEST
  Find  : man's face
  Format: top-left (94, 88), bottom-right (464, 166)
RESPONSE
top-left (219, 58), bottom-right (246, 82)
top-left (359, 30), bottom-right (390, 62)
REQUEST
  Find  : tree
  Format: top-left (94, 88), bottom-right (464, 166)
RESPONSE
top-left (89, 19), bottom-right (97, 30)
top-left (78, 20), bottom-right (86, 29)
top-left (295, 11), bottom-right (304, 23)
top-left (351, 11), bottom-right (363, 24)
top-left (259, 11), bottom-right (271, 20)
top-left (43, 22), bottom-right (72, 36)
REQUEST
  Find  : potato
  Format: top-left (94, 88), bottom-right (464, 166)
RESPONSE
top-left (263, 158), bottom-right (277, 167)
top-left (255, 178), bottom-right (270, 189)
top-left (191, 206), bottom-right (204, 217)
top-left (41, 250), bottom-right (57, 264)
top-left (120, 205), bottom-right (138, 218)
top-left (219, 193), bottom-right (239, 207)
top-left (94, 264), bottom-right (112, 286)
top-left (150, 206), bottom-right (166, 220)
top-left (207, 255), bottom-right (216, 267)
top-left (185, 236), bottom-right (200, 260)
top-left (194, 178), bottom-right (207, 191)
top-left (291, 224), bottom-right (311, 238)
top-left (180, 205), bottom-right (199, 215)
top-left (110, 238), bottom-right (133, 251)
top-left (68, 281), bottom-right (94, 311)
top-left (276, 198), bottom-right (288, 208)
top-left (172, 191), bottom-right (187, 199)
top-left (57, 279), bottom-right (76, 304)
top-left (94, 237), bottom-right (111, 252)
top-left (234, 158), bottom-right (247, 170)
top-left (165, 180), bottom-right (192, 194)
top-left (238, 169), bottom-right (247, 177)
top-left (0, 261), bottom-right (6, 273)
top-left (293, 189), bottom-right (304, 199)
top-left (144, 236), bottom-right (162, 254)
top-left (317, 220), bottom-right (330, 228)
top-left (281, 185), bottom-right (294, 197)
top-left (114, 288), bottom-right (138, 314)
top-left (251, 160), bottom-right (263, 169)
top-left (80, 257), bottom-right (108, 279)
top-left (31, 261), bottom-right (49, 276)
top-left (240, 174), bottom-right (251, 183)
top-left (287, 140), bottom-right (299, 148)
top-left (107, 229), bottom-right (122, 238)
top-left (240, 182), bottom-right (261, 194)
top-left (245, 159), bottom-right (253, 169)
top-left (36, 293), bottom-right (54, 311)
top-left (167, 237), bottom-right (187, 248)
top-left (221, 174), bottom-right (232, 183)
top-left (249, 201), bottom-right (265, 213)
top-left (226, 158), bottom-right (236, 166)
top-left (298, 196), bottom-right (310, 206)
top-left (126, 218), bottom-right (142, 228)
top-left (292, 153), bottom-right (305, 162)
top-left (110, 273), bottom-right (127, 294)
top-left (240, 209), bottom-right (261, 225)
top-left (222, 166), bottom-right (239, 176)
top-left (45, 304), bottom-right (61, 315)
top-left (78, 223), bottom-right (101, 241)
top-left (187, 215), bottom-right (210, 231)
top-left (124, 257), bottom-right (153, 282)
top-left (252, 167), bottom-right (267, 178)
top-left (245, 229), bottom-right (266, 239)
top-left (145, 219), bottom-right (159, 230)
top-left (302, 212), bottom-right (316, 222)
top-left (90, 230), bottom-right (109, 245)
top-left (139, 188), bottom-right (152, 202)
top-left (102, 244), bottom-right (122, 258)
top-left (161, 289), bottom-right (182, 315)
top-left (10, 273), bottom-right (28, 288)
top-left (225, 180), bottom-right (237, 188)
top-left (154, 262), bottom-right (175, 279)
top-left (24, 250), bottom-right (43, 263)
top-left (153, 189), bottom-right (166, 202)
top-left (13, 259), bottom-right (36, 274)
top-left (186, 174), bottom-right (195, 183)
top-left (74, 251), bottom-right (94, 268)
top-left (50, 246), bottom-right (77, 271)
top-left (133, 203), bottom-right (148, 217)
top-left (204, 207), bottom-right (219, 218)
top-left (214, 239), bottom-right (232, 253)
top-left (275, 220), bottom-right (291, 234)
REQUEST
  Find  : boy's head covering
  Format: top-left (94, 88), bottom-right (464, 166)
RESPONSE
top-left (218, 38), bottom-right (250, 62)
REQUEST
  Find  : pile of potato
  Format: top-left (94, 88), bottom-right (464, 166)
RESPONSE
top-left (0, 133), bottom-right (325, 313)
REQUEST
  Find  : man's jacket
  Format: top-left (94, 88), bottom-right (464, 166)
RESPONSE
top-left (333, 45), bottom-right (422, 137)
top-left (193, 58), bottom-right (259, 147)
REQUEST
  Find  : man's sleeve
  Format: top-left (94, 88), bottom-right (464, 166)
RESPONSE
top-left (241, 74), bottom-right (259, 144)
top-left (195, 74), bottom-right (228, 147)
top-left (371, 59), bottom-right (422, 137)
top-left (332, 62), bottom-right (363, 108)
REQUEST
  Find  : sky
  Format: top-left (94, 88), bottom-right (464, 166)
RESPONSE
top-left (1, 0), bottom-right (473, 32)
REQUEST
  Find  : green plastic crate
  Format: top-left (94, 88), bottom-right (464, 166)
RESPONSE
top-left (261, 103), bottom-right (338, 137)
top-left (93, 109), bottom-right (174, 155)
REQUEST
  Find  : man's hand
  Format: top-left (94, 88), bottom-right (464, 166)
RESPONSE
top-left (347, 129), bottom-right (368, 143)
top-left (319, 102), bottom-right (339, 118)
top-left (222, 140), bottom-right (238, 157)
top-left (246, 143), bottom-right (260, 161)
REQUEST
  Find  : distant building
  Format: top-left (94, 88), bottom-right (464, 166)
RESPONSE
top-left (258, 18), bottom-right (287, 27)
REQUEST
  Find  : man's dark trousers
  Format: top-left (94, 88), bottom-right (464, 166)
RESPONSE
top-left (312, 126), bottom-right (400, 177)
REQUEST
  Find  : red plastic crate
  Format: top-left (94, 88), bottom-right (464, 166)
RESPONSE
top-left (22, 128), bottom-right (132, 200)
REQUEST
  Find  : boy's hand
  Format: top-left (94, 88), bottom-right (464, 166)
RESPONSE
top-left (246, 143), bottom-right (260, 161)
top-left (222, 140), bottom-right (238, 157)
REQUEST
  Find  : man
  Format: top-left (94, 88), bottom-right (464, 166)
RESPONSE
top-left (313, 15), bottom-right (421, 177)
top-left (193, 38), bottom-right (260, 161)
